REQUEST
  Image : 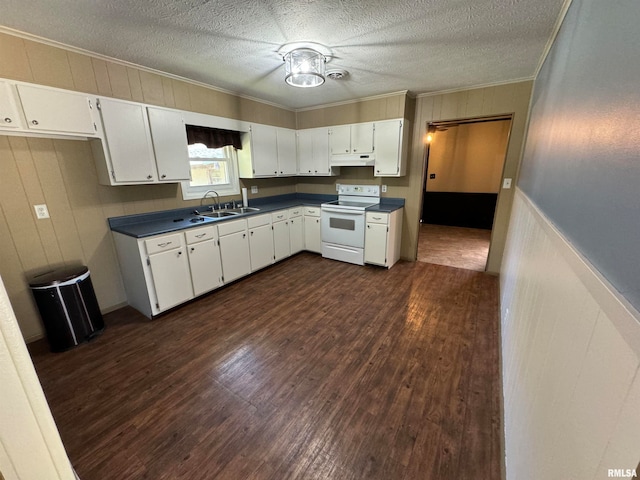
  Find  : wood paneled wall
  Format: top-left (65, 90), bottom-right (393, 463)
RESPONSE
top-left (501, 189), bottom-right (640, 479)
top-left (0, 31), bottom-right (297, 341)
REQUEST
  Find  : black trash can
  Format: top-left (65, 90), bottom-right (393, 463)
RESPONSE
top-left (29, 265), bottom-right (104, 352)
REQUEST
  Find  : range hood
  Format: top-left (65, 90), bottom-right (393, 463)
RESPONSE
top-left (330, 153), bottom-right (375, 167)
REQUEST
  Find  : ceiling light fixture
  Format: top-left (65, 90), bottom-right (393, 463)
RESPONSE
top-left (279, 42), bottom-right (332, 88)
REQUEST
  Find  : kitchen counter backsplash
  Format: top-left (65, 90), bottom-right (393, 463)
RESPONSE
top-left (108, 192), bottom-right (404, 238)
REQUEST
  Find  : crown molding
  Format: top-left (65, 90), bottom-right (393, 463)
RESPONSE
top-left (295, 90), bottom-right (410, 112)
top-left (416, 77), bottom-right (535, 99)
top-left (534, 0), bottom-right (574, 78)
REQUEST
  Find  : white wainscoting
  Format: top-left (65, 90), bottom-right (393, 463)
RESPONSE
top-left (500, 189), bottom-right (640, 480)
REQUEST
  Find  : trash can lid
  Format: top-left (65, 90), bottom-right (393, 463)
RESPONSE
top-left (28, 265), bottom-right (89, 288)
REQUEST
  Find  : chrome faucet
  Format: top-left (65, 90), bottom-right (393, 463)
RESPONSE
top-left (200, 190), bottom-right (220, 211)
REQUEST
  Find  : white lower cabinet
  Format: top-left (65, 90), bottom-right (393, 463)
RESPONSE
top-left (148, 242), bottom-right (194, 312)
top-left (112, 231), bottom-right (195, 318)
top-left (272, 210), bottom-right (290, 262)
top-left (303, 206), bottom-right (322, 254)
top-left (288, 208), bottom-right (304, 254)
top-left (185, 226), bottom-right (223, 296)
top-left (114, 203), bottom-right (336, 318)
top-left (364, 209), bottom-right (403, 268)
top-left (218, 219), bottom-right (251, 282)
top-left (248, 214), bottom-right (275, 272)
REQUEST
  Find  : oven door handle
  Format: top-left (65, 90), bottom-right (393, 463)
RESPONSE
top-left (321, 207), bottom-right (365, 215)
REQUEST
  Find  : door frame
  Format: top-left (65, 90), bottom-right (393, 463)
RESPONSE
top-left (418, 114), bottom-right (513, 270)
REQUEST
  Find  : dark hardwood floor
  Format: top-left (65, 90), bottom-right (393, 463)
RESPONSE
top-left (29, 252), bottom-right (501, 480)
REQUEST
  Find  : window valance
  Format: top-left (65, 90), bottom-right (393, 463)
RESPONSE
top-left (186, 125), bottom-right (243, 150)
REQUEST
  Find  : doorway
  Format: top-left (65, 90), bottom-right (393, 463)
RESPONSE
top-left (418, 116), bottom-right (512, 271)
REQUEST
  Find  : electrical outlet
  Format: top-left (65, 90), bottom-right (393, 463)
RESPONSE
top-left (336, 183), bottom-right (340, 191)
top-left (251, 185), bottom-right (258, 194)
top-left (381, 184), bottom-right (387, 193)
top-left (34, 204), bottom-right (50, 219)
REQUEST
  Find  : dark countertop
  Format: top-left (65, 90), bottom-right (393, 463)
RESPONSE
top-left (108, 192), bottom-right (404, 238)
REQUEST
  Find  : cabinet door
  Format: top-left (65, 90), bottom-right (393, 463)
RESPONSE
top-left (17, 84), bottom-right (96, 135)
top-left (297, 129), bottom-right (315, 175)
top-left (187, 239), bottom-right (223, 296)
top-left (364, 223), bottom-right (388, 266)
top-left (304, 216), bottom-right (322, 253)
top-left (276, 128), bottom-right (297, 175)
top-left (289, 217), bottom-right (304, 254)
top-left (312, 127), bottom-right (331, 174)
top-left (219, 230), bottom-right (251, 283)
top-left (0, 81), bottom-right (24, 129)
top-left (329, 125), bottom-right (351, 154)
top-left (98, 97), bottom-right (157, 183)
top-left (147, 107), bottom-right (190, 181)
top-left (374, 120), bottom-right (402, 176)
top-left (249, 223), bottom-right (274, 271)
top-left (273, 220), bottom-right (290, 261)
top-left (148, 248), bottom-right (194, 311)
top-left (251, 124), bottom-right (279, 176)
top-left (351, 123), bottom-right (374, 154)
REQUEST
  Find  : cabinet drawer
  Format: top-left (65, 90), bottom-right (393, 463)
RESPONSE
top-left (271, 210), bottom-right (288, 223)
top-left (288, 207), bottom-right (303, 218)
top-left (366, 212), bottom-right (389, 224)
top-left (145, 233), bottom-right (184, 255)
top-left (218, 218), bottom-right (247, 237)
top-left (185, 226), bottom-right (216, 245)
top-left (247, 214), bottom-right (271, 229)
top-left (304, 206), bottom-right (321, 217)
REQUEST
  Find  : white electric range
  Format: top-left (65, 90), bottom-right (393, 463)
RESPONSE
top-left (320, 184), bottom-right (380, 265)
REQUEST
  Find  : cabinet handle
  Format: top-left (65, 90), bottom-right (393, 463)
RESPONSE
top-left (177, 251), bottom-right (182, 256)
top-left (285, 222), bottom-right (288, 225)
top-left (4, 117), bottom-right (11, 123)
top-left (161, 174), bottom-right (166, 179)
top-left (250, 231), bottom-right (253, 236)
top-left (275, 171), bottom-right (278, 174)
top-left (157, 241), bottom-right (172, 247)
top-left (367, 225), bottom-right (370, 229)
top-left (190, 247), bottom-right (195, 252)
top-left (147, 175), bottom-right (153, 179)
top-left (195, 233), bottom-right (207, 238)
top-left (31, 119), bottom-right (39, 125)
top-left (373, 216), bottom-right (382, 220)
top-left (376, 170), bottom-right (380, 173)
top-left (353, 149), bottom-right (357, 152)
top-left (243, 233), bottom-right (247, 238)
top-left (345, 149), bottom-right (349, 153)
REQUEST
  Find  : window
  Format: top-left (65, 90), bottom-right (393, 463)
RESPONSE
top-left (180, 143), bottom-right (240, 200)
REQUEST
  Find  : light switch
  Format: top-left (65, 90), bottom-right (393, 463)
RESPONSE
top-left (34, 204), bottom-right (50, 219)
top-left (503, 178), bottom-right (512, 189)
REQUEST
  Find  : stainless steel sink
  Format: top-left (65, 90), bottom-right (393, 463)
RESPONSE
top-left (198, 211), bottom-right (239, 218)
top-left (227, 207), bottom-right (260, 214)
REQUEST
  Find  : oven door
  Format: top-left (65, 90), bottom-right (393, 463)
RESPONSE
top-left (320, 207), bottom-right (366, 248)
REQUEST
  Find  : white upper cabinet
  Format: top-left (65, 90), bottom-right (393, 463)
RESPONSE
top-left (0, 81), bottom-right (25, 129)
top-left (329, 123), bottom-right (374, 155)
top-left (147, 107), bottom-right (190, 182)
top-left (238, 124), bottom-right (298, 178)
top-left (374, 119), bottom-right (408, 177)
top-left (276, 128), bottom-right (298, 175)
top-left (94, 97), bottom-right (157, 184)
top-left (297, 127), bottom-right (338, 176)
top-left (16, 84), bottom-right (97, 135)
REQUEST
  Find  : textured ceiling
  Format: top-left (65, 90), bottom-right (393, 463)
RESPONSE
top-left (0, 0), bottom-right (566, 109)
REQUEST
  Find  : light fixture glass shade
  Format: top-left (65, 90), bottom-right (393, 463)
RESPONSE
top-left (284, 48), bottom-right (326, 88)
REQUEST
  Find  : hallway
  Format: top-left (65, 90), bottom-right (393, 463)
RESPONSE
top-left (417, 224), bottom-right (491, 272)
